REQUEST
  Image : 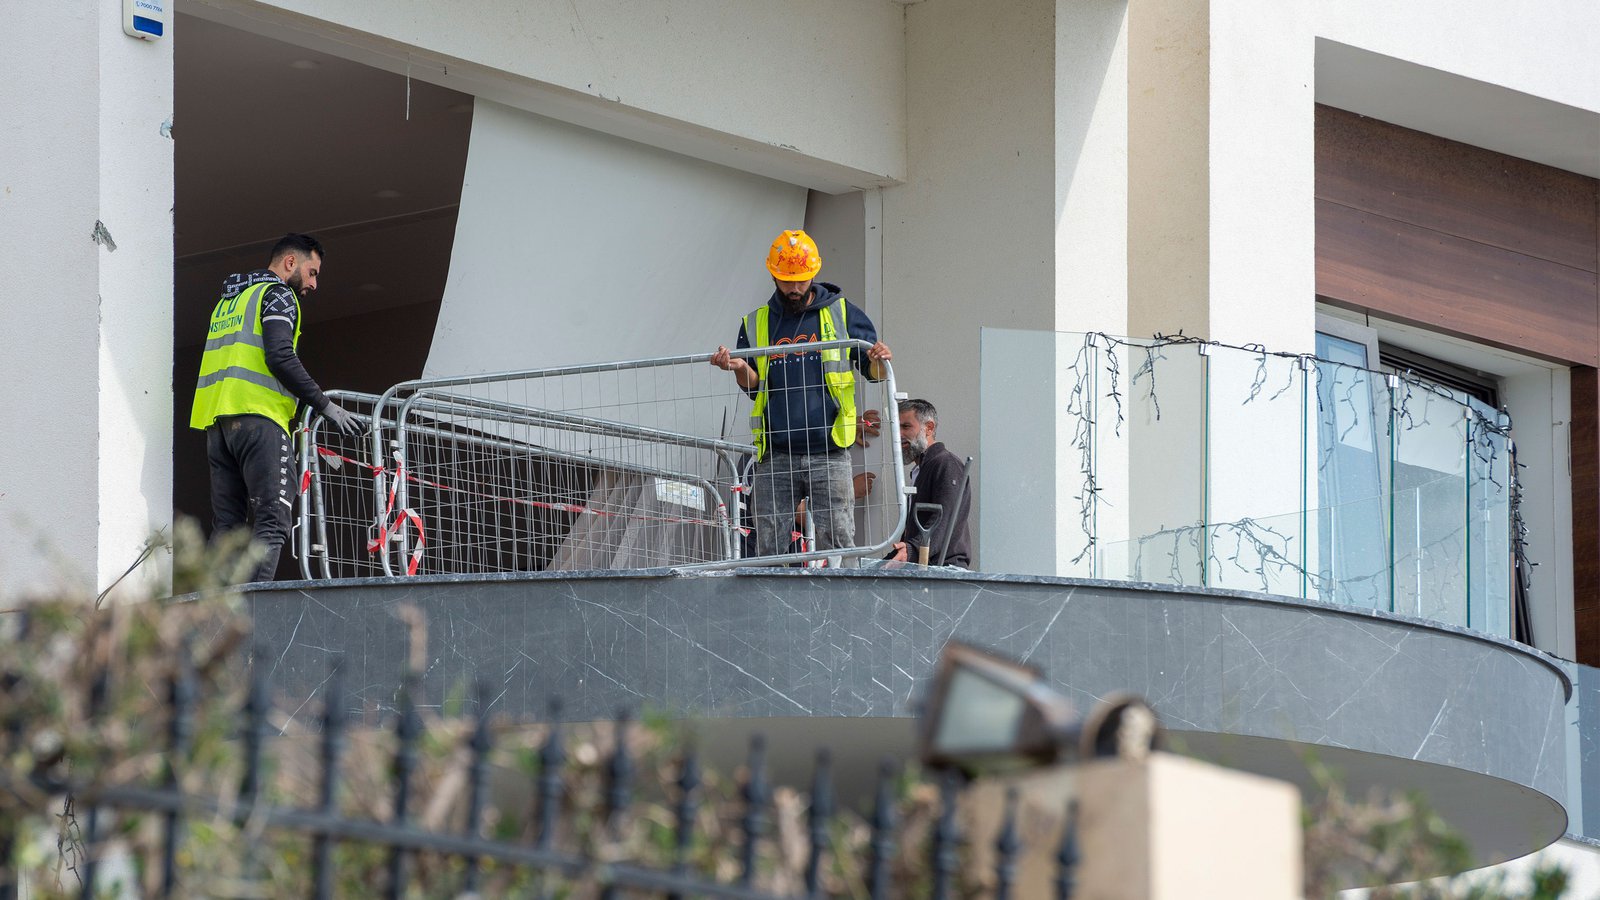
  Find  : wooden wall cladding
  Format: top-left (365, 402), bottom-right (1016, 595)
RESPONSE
top-left (1574, 367), bottom-right (1600, 664)
top-left (1318, 199), bottom-right (1600, 365)
top-left (1315, 105), bottom-right (1599, 366)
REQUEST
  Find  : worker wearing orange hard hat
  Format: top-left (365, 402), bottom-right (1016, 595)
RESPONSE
top-left (711, 229), bottom-right (892, 560)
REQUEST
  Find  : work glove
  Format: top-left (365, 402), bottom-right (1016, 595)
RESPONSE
top-left (323, 402), bottom-right (367, 437)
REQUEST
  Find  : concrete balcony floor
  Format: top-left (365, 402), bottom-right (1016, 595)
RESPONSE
top-left (245, 568), bottom-right (1570, 867)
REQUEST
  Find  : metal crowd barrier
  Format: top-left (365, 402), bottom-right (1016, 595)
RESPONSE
top-left (295, 341), bottom-right (908, 579)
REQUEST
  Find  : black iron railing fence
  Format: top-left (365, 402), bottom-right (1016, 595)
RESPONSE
top-left (2, 644), bottom-right (1085, 899)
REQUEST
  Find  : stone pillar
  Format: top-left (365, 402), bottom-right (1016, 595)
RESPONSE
top-left (963, 753), bottom-right (1303, 899)
top-left (0, 1), bottom-right (173, 601)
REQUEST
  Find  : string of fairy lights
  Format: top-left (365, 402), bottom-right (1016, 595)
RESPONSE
top-left (1061, 331), bottom-right (1528, 615)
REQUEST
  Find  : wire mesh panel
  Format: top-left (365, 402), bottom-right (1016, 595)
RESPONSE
top-left (300, 342), bottom-right (906, 578)
top-left (297, 391), bottom-right (388, 581)
top-left (393, 394), bottom-right (735, 573)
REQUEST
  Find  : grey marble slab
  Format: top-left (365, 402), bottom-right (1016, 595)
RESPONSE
top-left (1576, 663), bottom-right (1600, 840)
top-left (247, 569), bottom-right (1568, 802)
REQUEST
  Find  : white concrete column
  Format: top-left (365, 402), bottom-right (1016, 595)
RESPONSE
top-left (1207, 0), bottom-right (1316, 352)
top-left (0, 1), bottom-right (173, 601)
top-left (889, 0), bottom-right (1130, 575)
top-left (1127, 0), bottom-right (1315, 350)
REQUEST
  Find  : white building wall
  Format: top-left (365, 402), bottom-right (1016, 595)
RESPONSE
top-left (1055, 0), bottom-right (1130, 336)
top-left (803, 191), bottom-right (874, 321)
top-left (97, 2), bottom-right (176, 603)
top-left (1207, 0), bottom-right (1315, 353)
top-left (1316, 0), bottom-right (1600, 114)
top-left (0, 1), bottom-right (173, 601)
top-left (1127, 0), bottom-right (1316, 347)
top-left (186, 0), bottom-right (907, 191)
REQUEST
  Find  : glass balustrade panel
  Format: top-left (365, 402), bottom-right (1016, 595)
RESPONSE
top-left (1391, 380), bottom-right (1470, 627)
top-left (1311, 355), bottom-right (1393, 611)
top-left (1204, 346), bottom-right (1309, 596)
top-left (1467, 411), bottom-right (1513, 638)
top-left (1105, 339), bottom-right (1207, 587)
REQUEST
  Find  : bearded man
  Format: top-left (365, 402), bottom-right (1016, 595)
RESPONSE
top-left (888, 398), bottom-right (972, 568)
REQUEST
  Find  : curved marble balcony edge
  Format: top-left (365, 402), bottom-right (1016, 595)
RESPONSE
top-left (243, 568), bottom-right (1571, 867)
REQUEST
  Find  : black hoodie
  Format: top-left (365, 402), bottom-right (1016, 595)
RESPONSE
top-left (734, 282), bottom-right (881, 455)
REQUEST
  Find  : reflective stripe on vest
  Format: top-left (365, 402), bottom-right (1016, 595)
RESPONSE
top-left (744, 297), bottom-right (857, 461)
top-left (189, 281), bottom-right (302, 433)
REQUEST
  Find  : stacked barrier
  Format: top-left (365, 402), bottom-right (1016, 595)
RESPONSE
top-left (296, 341), bottom-right (909, 578)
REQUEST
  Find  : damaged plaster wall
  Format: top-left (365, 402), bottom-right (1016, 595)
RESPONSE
top-left (426, 99), bottom-right (805, 436)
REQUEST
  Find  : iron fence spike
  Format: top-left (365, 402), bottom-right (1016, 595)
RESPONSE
top-left (78, 802), bottom-right (101, 900)
top-left (1056, 799), bottom-right (1081, 900)
top-left (995, 787), bottom-right (1022, 900)
top-left (666, 748), bottom-right (703, 900)
top-left (240, 645), bottom-right (270, 803)
top-left (313, 655), bottom-right (347, 900)
top-left (161, 636), bottom-right (197, 898)
top-left (534, 703), bottom-right (566, 851)
top-left (930, 771), bottom-right (962, 900)
top-left (739, 734), bottom-right (770, 886)
top-left (605, 709), bottom-right (635, 832)
top-left (463, 677), bottom-right (495, 893)
top-left (805, 748), bottom-right (834, 897)
top-left (866, 758), bottom-right (897, 900)
top-left (387, 672), bottom-right (422, 898)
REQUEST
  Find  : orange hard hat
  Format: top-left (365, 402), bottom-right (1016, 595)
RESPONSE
top-left (766, 229), bottom-right (822, 281)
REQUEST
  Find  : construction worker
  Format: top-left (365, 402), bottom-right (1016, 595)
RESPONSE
top-left (190, 233), bottom-right (363, 582)
top-left (711, 229), bottom-right (891, 559)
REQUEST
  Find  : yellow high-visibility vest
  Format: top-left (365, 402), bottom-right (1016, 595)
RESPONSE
top-left (189, 280), bottom-right (302, 434)
top-left (745, 297), bottom-right (857, 461)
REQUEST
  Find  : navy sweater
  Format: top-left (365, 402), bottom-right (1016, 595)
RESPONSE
top-left (735, 283), bottom-right (881, 455)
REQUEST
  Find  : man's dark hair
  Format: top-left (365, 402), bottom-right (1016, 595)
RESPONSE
top-left (898, 398), bottom-right (938, 425)
top-left (269, 233), bottom-right (324, 265)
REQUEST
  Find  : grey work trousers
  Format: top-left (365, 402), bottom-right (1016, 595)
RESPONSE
top-left (752, 448), bottom-right (855, 558)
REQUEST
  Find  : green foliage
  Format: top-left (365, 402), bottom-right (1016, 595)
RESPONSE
top-left (3, 521), bottom-right (1571, 897)
top-left (0, 522), bottom-right (975, 898)
top-left (1301, 760), bottom-right (1569, 900)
